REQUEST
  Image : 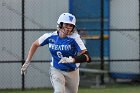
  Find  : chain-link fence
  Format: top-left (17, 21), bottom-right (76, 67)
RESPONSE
top-left (0, 0), bottom-right (140, 89)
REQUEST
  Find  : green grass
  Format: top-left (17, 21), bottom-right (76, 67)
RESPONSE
top-left (1, 83), bottom-right (140, 93)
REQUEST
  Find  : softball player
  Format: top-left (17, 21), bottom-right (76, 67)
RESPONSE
top-left (21, 13), bottom-right (91, 93)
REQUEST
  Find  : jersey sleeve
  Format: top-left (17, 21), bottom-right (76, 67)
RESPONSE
top-left (38, 33), bottom-right (52, 46)
top-left (74, 34), bottom-right (86, 52)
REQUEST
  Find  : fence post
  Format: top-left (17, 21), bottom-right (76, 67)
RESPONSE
top-left (21, 0), bottom-right (25, 91)
top-left (100, 0), bottom-right (105, 85)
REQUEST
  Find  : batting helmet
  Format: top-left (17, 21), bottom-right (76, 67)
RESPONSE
top-left (57, 13), bottom-right (76, 26)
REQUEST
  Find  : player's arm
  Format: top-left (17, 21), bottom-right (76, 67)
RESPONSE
top-left (21, 40), bottom-right (40, 74)
top-left (26, 40), bottom-right (40, 61)
top-left (74, 49), bottom-right (91, 63)
top-left (59, 49), bottom-right (91, 64)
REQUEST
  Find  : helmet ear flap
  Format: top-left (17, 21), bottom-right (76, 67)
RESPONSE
top-left (59, 22), bottom-right (63, 28)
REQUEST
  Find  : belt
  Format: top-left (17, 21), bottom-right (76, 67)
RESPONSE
top-left (60, 69), bottom-right (76, 72)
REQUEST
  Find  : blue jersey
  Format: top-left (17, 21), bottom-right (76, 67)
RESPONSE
top-left (38, 31), bottom-right (86, 71)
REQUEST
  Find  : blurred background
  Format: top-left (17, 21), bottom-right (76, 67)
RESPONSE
top-left (0, 0), bottom-right (140, 90)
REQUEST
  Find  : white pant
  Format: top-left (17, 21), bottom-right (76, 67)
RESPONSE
top-left (50, 67), bottom-right (79, 93)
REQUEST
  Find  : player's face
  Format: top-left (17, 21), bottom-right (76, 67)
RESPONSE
top-left (59, 23), bottom-right (74, 38)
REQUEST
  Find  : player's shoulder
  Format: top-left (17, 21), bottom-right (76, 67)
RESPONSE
top-left (68, 31), bottom-right (80, 39)
top-left (42, 31), bottom-right (57, 37)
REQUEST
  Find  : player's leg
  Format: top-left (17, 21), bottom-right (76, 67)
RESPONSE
top-left (64, 68), bottom-right (79, 93)
top-left (50, 67), bottom-right (65, 93)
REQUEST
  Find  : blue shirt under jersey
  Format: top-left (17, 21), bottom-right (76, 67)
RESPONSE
top-left (38, 31), bottom-right (86, 71)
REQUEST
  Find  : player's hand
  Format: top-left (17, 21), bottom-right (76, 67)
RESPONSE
top-left (21, 61), bottom-right (30, 75)
top-left (58, 56), bottom-right (74, 64)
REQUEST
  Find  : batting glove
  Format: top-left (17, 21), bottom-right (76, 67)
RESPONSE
top-left (58, 56), bottom-right (74, 64)
top-left (21, 61), bottom-right (30, 75)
